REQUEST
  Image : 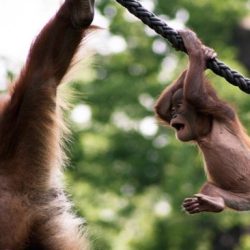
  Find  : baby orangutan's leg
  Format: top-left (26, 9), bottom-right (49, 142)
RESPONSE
top-left (183, 181), bottom-right (250, 213)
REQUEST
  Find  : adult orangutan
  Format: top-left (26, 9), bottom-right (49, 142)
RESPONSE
top-left (0, 0), bottom-right (95, 248)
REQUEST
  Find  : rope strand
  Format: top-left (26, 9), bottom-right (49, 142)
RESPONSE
top-left (115, 0), bottom-right (250, 94)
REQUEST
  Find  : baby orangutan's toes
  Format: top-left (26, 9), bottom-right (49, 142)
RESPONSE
top-left (182, 197), bottom-right (200, 214)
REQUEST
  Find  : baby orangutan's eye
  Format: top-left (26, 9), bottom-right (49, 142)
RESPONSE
top-left (176, 103), bottom-right (182, 109)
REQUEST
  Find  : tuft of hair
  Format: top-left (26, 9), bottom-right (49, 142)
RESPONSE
top-left (57, 25), bottom-right (103, 162)
top-left (61, 25), bottom-right (102, 85)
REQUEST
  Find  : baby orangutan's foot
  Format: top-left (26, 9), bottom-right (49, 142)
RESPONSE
top-left (182, 193), bottom-right (225, 214)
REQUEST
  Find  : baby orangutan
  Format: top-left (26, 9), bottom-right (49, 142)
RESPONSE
top-left (155, 29), bottom-right (250, 214)
top-left (0, 0), bottom-right (95, 249)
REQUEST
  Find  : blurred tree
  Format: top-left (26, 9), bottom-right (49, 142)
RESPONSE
top-left (21, 0), bottom-right (250, 249)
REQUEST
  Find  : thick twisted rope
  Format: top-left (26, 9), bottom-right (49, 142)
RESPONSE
top-left (115, 0), bottom-right (250, 94)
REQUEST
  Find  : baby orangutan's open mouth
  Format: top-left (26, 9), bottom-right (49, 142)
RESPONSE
top-left (170, 120), bottom-right (185, 131)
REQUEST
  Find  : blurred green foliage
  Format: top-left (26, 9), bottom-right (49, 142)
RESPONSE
top-left (62, 0), bottom-right (250, 249)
